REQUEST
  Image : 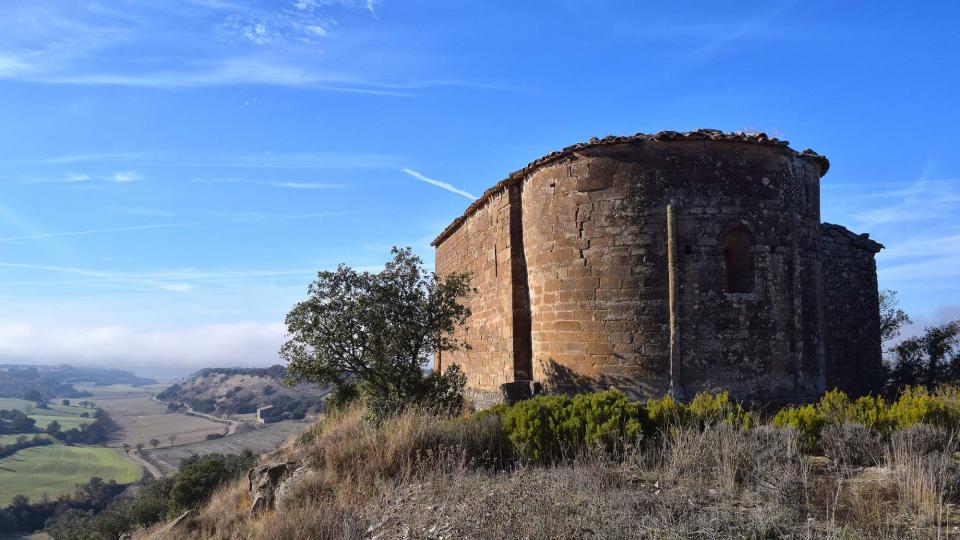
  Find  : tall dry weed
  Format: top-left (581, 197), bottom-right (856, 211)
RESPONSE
top-left (887, 428), bottom-right (959, 529)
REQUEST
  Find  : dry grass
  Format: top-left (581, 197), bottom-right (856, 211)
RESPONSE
top-left (149, 407), bottom-right (960, 540)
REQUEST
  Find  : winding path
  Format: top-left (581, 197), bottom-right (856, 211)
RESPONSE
top-left (128, 448), bottom-right (163, 479)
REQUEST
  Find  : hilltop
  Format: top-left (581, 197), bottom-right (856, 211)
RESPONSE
top-left (156, 366), bottom-right (327, 419)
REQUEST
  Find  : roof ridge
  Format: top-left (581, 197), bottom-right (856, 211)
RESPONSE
top-left (432, 128), bottom-right (829, 247)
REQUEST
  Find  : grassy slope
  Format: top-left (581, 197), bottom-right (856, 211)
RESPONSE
top-left (0, 445), bottom-right (142, 505)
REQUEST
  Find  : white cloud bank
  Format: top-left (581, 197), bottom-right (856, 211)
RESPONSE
top-left (0, 322), bottom-right (286, 376)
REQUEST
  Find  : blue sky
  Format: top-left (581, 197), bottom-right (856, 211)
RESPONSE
top-left (0, 0), bottom-right (957, 377)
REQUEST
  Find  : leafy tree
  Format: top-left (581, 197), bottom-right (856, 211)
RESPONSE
top-left (282, 247), bottom-right (471, 420)
top-left (149, 438), bottom-right (160, 449)
top-left (167, 451), bottom-right (256, 515)
top-left (22, 389), bottom-right (42, 402)
top-left (135, 442), bottom-right (144, 452)
top-left (129, 476), bottom-right (174, 526)
top-left (44, 508), bottom-right (94, 540)
top-left (879, 289), bottom-right (912, 344)
top-left (167, 434), bottom-right (177, 446)
top-left (46, 420), bottom-right (62, 436)
top-left (91, 499), bottom-right (133, 539)
top-left (62, 399), bottom-right (71, 406)
top-left (885, 320), bottom-right (960, 396)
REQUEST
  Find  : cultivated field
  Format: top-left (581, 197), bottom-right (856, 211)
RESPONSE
top-left (79, 387), bottom-right (226, 449)
top-left (0, 445), bottom-right (142, 505)
top-left (142, 420), bottom-right (309, 474)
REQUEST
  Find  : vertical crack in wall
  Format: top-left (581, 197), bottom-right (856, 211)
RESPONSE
top-left (509, 184), bottom-right (533, 381)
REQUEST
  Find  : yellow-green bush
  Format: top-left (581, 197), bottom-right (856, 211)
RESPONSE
top-left (888, 386), bottom-right (960, 431)
top-left (774, 386), bottom-right (960, 449)
top-left (497, 389), bottom-right (754, 463)
top-left (772, 403), bottom-right (825, 449)
top-left (687, 390), bottom-right (753, 430)
top-left (644, 394), bottom-right (688, 433)
top-left (501, 390), bottom-right (645, 463)
top-left (644, 391), bottom-right (753, 434)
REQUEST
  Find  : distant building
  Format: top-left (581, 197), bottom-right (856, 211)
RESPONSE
top-left (256, 405), bottom-right (278, 424)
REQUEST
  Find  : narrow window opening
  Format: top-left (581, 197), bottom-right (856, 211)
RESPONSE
top-left (723, 225), bottom-right (754, 293)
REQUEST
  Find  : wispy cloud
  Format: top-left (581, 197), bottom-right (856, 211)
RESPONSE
top-left (402, 168), bottom-right (476, 200)
top-left (0, 152), bottom-right (143, 165)
top-left (194, 177), bottom-right (347, 189)
top-left (0, 262), bottom-right (194, 293)
top-left (0, 222), bottom-right (201, 244)
top-left (191, 151), bottom-right (397, 169)
top-left (0, 2), bottom-right (503, 94)
top-left (110, 170), bottom-right (140, 182)
top-left (104, 206), bottom-right (176, 218)
top-left (851, 178), bottom-right (960, 229)
top-left (0, 210), bottom-right (348, 245)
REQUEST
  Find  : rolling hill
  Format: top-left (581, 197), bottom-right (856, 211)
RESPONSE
top-left (156, 365), bottom-right (327, 419)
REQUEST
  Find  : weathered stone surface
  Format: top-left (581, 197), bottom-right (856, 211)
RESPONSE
top-left (275, 464), bottom-right (313, 510)
top-left (434, 129), bottom-right (882, 404)
top-left (248, 461), bottom-right (294, 516)
top-left (822, 223), bottom-right (884, 396)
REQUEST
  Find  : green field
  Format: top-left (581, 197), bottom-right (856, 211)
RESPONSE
top-left (0, 433), bottom-right (50, 445)
top-left (0, 445), bottom-right (142, 505)
top-left (1, 397), bottom-right (95, 433)
top-left (0, 397), bottom-right (37, 411)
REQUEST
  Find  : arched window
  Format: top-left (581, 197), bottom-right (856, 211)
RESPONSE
top-left (723, 225), bottom-right (754, 293)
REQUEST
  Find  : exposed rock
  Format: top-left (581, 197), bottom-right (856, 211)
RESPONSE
top-left (247, 460), bottom-right (314, 515)
top-left (275, 464), bottom-right (313, 510)
top-left (248, 461), bottom-right (293, 516)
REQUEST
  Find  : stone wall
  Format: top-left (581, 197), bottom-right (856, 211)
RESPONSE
top-left (433, 130), bottom-right (882, 405)
top-left (822, 223), bottom-right (884, 396)
top-left (519, 141), bottom-right (825, 402)
top-left (434, 186), bottom-right (527, 394)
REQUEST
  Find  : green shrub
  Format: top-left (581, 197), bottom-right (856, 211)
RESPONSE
top-left (566, 390), bottom-right (645, 453)
top-left (687, 391), bottom-right (753, 430)
top-left (773, 404), bottom-right (824, 449)
top-left (773, 386), bottom-right (960, 451)
top-left (501, 390), bottom-right (645, 463)
top-left (644, 394), bottom-right (688, 434)
top-left (888, 386), bottom-right (960, 431)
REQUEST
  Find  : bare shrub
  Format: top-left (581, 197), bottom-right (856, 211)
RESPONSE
top-left (305, 404), bottom-right (510, 499)
top-left (821, 422), bottom-right (883, 466)
top-left (653, 423), bottom-right (807, 503)
top-left (887, 427), bottom-right (960, 527)
top-left (890, 423), bottom-right (949, 455)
